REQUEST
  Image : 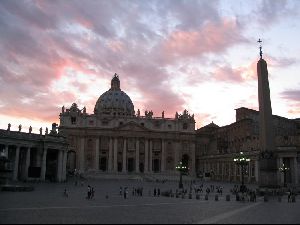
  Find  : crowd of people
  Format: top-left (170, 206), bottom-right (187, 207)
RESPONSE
top-left (61, 176), bottom-right (297, 203)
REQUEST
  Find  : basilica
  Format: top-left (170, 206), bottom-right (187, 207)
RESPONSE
top-left (59, 74), bottom-right (196, 177)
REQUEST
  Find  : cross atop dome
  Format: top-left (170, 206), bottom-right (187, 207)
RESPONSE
top-left (257, 38), bottom-right (263, 59)
top-left (111, 73), bottom-right (121, 91)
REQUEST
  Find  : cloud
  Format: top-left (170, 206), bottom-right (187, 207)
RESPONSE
top-left (281, 90), bottom-right (300, 102)
top-left (161, 19), bottom-right (247, 62)
top-left (255, 0), bottom-right (300, 26)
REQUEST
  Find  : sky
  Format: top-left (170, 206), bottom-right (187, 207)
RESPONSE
top-left (0, 0), bottom-right (300, 133)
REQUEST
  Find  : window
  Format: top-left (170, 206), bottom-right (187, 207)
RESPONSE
top-left (71, 117), bottom-right (76, 124)
top-left (168, 124), bottom-right (172, 129)
top-left (183, 123), bottom-right (188, 130)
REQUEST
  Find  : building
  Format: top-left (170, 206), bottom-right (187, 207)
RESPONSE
top-left (0, 124), bottom-right (68, 182)
top-left (196, 107), bottom-right (300, 185)
top-left (59, 74), bottom-right (196, 177)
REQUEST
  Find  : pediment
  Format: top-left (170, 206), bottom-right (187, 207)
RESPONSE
top-left (116, 121), bottom-right (150, 132)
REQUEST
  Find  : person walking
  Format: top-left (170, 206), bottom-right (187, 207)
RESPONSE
top-left (87, 185), bottom-right (91, 200)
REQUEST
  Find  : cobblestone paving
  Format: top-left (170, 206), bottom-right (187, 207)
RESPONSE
top-left (0, 179), bottom-right (299, 224)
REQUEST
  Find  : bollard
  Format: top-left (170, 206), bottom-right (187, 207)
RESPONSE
top-left (278, 196), bottom-right (282, 202)
top-left (226, 195), bottom-right (230, 201)
top-left (215, 195), bottom-right (219, 201)
top-left (205, 194), bottom-right (208, 201)
top-left (236, 194), bottom-right (240, 201)
top-left (264, 195), bottom-right (268, 202)
top-left (292, 195), bottom-right (296, 203)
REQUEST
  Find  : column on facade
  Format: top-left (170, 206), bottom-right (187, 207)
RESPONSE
top-left (113, 137), bottom-right (118, 172)
top-left (4, 145), bottom-right (8, 158)
top-left (174, 141), bottom-right (180, 166)
top-left (247, 161), bottom-right (251, 183)
top-left (108, 137), bottom-right (113, 172)
top-left (190, 142), bottom-right (196, 176)
top-left (25, 147), bottom-right (31, 180)
top-left (62, 151), bottom-right (67, 181)
top-left (149, 140), bottom-right (153, 172)
top-left (13, 146), bottom-right (20, 181)
top-left (278, 157), bottom-right (283, 185)
top-left (135, 138), bottom-right (140, 173)
top-left (95, 138), bottom-right (100, 170)
top-left (57, 150), bottom-right (63, 182)
top-left (144, 139), bottom-right (149, 173)
top-left (122, 138), bottom-right (127, 173)
top-left (161, 139), bottom-right (165, 173)
top-left (255, 160), bottom-right (259, 183)
top-left (293, 157), bottom-right (298, 185)
top-left (80, 137), bottom-right (85, 173)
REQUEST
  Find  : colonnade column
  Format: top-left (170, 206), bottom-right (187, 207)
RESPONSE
top-left (95, 138), bottom-right (100, 170)
top-left (144, 139), bottom-right (149, 173)
top-left (113, 138), bottom-right (118, 172)
top-left (161, 139), bottom-right (165, 173)
top-left (40, 148), bottom-right (47, 181)
top-left (25, 147), bottom-right (31, 180)
top-left (149, 140), bottom-right (153, 172)
top-left (122, 138), bottom-right (127, 173)
top-left (57, 150), bottom-right (63, 182)
top-left (135, 138), bottom-right (140, 173)
top-left (13, 146), bottom-right (20, 181)
top-left (62, 151), bottom-right (67, 181)
top-left (108, 137), bottom-right (113, 172)
top-left (80, 138), bottom-right (85, 173)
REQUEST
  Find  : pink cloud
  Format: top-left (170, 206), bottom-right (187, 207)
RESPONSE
top-left (162, 19), bottom-right (247, 61)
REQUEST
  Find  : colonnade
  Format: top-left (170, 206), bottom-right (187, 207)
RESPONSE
top-left (0, 143), bottom-right (67, 182)
top-left (78, 137), bottom-right (196, 175)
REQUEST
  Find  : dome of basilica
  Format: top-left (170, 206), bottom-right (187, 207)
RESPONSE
top-left (94, 74), bottom-right (135, 116)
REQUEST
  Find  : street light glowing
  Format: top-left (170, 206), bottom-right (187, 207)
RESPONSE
top-left (233, 151), bottom-right (251, 193)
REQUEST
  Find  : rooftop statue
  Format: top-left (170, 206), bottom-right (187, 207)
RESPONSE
top-left (7, 123), bottom-right (11, 131)
top-left (29, 126), bottom-right (32, 134)
top-left (18, 124), bottom-right (22, 132)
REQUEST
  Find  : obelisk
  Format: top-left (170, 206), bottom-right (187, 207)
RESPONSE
top-left (257, 39), bottom-right (279, 187)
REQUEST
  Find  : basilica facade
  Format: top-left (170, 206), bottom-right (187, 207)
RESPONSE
top-left (59, 74), bottom-right (196, 177)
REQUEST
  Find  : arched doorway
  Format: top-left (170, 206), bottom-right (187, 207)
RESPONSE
top-left (67, 151), bottom-right (76, 174)
top-left (99, 157), bottom-right (107, 171)
top-left (139, 163), bottom-right (144, 173)
top-left (182, 154), bottom-right (189, 174)
top-left (128, 158), bottom-right (134, 172)
top-left (153, 159), bottom-right (160, 173)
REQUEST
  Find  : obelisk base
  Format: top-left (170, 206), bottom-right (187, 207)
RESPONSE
top-left (258, 152), bottom-right (280, 188)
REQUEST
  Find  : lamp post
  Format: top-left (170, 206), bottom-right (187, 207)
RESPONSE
top-left (279, 163), bottom-right (289, 188)
top-left (234, 152), bottom-right (250, 193)
top-left (176, 161), bottom-right (187, 189)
